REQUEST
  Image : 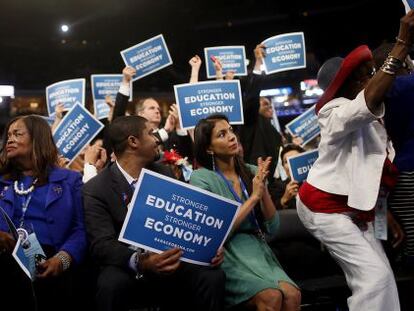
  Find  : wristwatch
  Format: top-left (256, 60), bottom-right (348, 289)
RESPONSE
top-left (135, 250), bottom-right (149, 280)
top-left (55, 251), bottom-right (71, 271)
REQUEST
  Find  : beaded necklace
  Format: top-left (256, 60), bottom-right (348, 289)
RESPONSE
top-left (13, 178), bottom-right (38, 196)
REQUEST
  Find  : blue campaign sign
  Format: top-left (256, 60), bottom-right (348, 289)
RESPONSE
top-left (285, 105), bottom-right (320, 146)
top-left (262, 32), bottom-right (306, 74)
top-left (204, 46), bottom-right (247, 79)
top-left (46, 78), bottom-right (85, 116)
top-left (287, 149), bottom-right (319, 183)
top-left (120, 34), bottom-right (173, 81)
top-left (174, 80), bottom-right (244, 130)
top-left (41, 116), bottom-right (55, 127)
top-left (402, 0), bottom-right (414, 12)
top-left (12, 238), bottom-right (32, 280)
top-left (91, 74), bottom-right (133, 120)
top-left (119, 169), bottom-right (240, 266)
top-left (53, 103), bottom-right (104, 165)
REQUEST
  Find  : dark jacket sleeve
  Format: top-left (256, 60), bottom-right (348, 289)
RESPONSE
top-left (112, 92), bottom-right (129, 121)
top-left (82, 181), bottom-right (134, 269)
top-left (242, 73), bottom-right (265, 126)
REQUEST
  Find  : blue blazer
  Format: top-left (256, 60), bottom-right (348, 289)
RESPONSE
top-left (0, 167), bottom-right (87, 265)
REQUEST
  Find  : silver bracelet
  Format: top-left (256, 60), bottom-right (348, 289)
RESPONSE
top-left (55, 252), bottom-right (71, 271)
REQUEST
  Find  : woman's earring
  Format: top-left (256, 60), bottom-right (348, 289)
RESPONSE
top-left (210, 153), bottom-right (216, 171)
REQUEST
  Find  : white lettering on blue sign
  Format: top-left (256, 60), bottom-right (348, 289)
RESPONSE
top-left (216, 54), bottom-right (242, 60)
top-left (95, 81), bottom-right (119, 88)
top-left (144, 217), bottom-right (212, 247)
top-left (49, 88), bottom-right (79, 99)
top-left (55, 114), bottom-right (85, 148)
top-left (297, 164), bottom-right (312, 175)
top-left (184, 92), bottom-right (235, 104)
top-left (146, 195), bottom-right (223, 229)
top-left (134, 55), bottom-right (163, 70)
top-left (271, 53), bottom-right (301, 63)
top-left (171, 193), bottom-right (209, 211)
top-left (129, 45), bottom-right (163, 63)
top-left (62, 123), bottom-right (90, 153)
top-left (190, 105), bottom-right (234, 116)
top-left (293, 114), bottom-right (318, 134)
top-left (266, 43), bottom-right (302, 53)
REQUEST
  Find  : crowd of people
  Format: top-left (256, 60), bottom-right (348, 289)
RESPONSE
top-left (0, 9), bottom-right (414, 311)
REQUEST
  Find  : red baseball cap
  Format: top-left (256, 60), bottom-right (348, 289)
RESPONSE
top-left (315, 45), bottom-right (373, 114)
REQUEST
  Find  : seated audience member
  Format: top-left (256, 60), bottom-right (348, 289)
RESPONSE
top-left (296, 11), bottom-right (414, 310)
top-left (373, 42), bottom-right (414, 262)
top-left (190, 114), bottom-right (300, 311)
top-left (0, 115), bottom-right (87, 311)
top-left (82, 115), bottom-right (225, 311)
top-left (270, 144), bottom-right (305, 210)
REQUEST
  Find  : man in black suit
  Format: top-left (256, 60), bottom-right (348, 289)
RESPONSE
top-left (83, 115), bottom-right (225, 311)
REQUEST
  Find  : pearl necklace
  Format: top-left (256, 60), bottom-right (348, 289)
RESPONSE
top-left (13, 178), bottom-right (38, 196)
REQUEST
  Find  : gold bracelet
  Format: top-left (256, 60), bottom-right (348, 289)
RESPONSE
top-left (380, 54), bottom-right (403, 75)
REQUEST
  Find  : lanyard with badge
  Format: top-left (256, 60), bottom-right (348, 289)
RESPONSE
top-left (215, 170), bottom-right (265, 240)
top-left (14, 178), bottom-right (46, 277)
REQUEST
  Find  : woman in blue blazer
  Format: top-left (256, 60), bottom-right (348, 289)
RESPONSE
top-left (0, 115), bottom-right (87, 311)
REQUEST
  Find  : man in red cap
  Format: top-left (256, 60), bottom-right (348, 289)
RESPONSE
top-left (296, 10), bottom-right (414, 311)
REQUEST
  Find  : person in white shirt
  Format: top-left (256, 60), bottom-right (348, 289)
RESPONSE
top-left (296, 10), bottom-right (414, 311)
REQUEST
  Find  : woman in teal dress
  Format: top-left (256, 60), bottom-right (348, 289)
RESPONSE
top-left (190, 114), bottom-right (300, 311)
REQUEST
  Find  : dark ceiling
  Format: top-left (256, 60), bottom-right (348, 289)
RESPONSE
top-left (0, 0), bottom-right (406, 92)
